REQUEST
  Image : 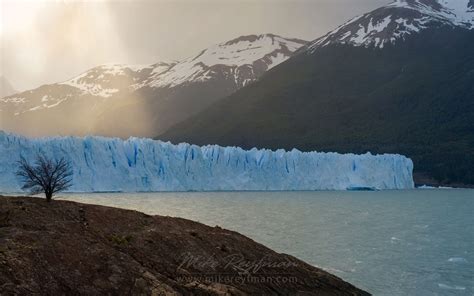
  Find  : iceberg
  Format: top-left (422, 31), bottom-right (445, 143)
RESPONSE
top-left (0, 131), bottom-right (414, 192)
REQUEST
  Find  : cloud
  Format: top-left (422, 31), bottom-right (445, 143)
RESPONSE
top-left (2, 1), bottom-right (128, 90)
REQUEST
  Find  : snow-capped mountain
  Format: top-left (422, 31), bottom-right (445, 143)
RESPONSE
top-left (138, 34), bottom-right (305, 89)
top-left (59, 63), bottom-right (172, 98)
top-left (0, 34), bottom-right (306, 137)
top-left (307, 0), bottom-right (474, 51)
top-left (0, 76), bottom-right (17, 98)
top-left (0, 131), bottom-right (414, 192)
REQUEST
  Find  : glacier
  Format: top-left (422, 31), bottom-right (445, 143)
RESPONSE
top-left (0, 131), bottom-right (414, 192)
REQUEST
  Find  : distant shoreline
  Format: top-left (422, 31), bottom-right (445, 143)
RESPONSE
top-left (2, 186), bottom-right (474, 196)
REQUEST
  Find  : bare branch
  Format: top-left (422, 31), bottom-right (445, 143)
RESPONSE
top-left (16, 154), bottom-right (73, 201)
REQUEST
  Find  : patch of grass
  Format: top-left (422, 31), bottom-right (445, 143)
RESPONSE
top-left (108, 234), bottom-right (133, 246)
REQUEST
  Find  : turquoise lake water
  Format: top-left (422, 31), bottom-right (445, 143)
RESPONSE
top-left (56, 189), bottom-right (473, 295)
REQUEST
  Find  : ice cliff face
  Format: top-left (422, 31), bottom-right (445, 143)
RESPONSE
top-left (0, 132), bottom-right (414, 192)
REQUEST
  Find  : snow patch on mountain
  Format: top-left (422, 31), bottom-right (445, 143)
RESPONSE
top-left (64, 80), bottom-right (119, 98)
top-left (0, 132), bottom-right (414, 192)
top-left (308, 0), bottom-right (474, 52)
top-left (350, 16), bottom-right (393, 46)
top-left (389, 0), bottom-right (474, 25)
top-left (195, 34), bottom-right (303, 68)
top-left (0, 97), bottom-right (26, 105)
top-left (59, 64), bottom-right (146, 97)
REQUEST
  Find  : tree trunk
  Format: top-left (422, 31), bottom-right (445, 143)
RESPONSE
top-left (45, 192), bottom-right (52, 202)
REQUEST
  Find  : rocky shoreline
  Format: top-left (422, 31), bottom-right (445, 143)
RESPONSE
top-left (0, 196), bottom-right (369, 295)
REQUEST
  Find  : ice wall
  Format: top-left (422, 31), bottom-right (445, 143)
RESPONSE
top-left (0, 131), bottom-right (414, 192)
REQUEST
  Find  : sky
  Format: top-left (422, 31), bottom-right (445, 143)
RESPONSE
top-left (1, 0), bottom-right (391, 91)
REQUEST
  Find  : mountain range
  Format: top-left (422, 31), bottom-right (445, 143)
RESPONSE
top-left (0, 34), bottom-right (306, 137)
top-left (158, 0), bottom-right (474, 186)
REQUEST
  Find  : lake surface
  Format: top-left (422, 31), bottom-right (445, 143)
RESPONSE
top-left (57, 190), bottom-right (473, 295)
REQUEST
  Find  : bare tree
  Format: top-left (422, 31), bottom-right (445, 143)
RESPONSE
top-left (16, 154), bottom-right (73, 202)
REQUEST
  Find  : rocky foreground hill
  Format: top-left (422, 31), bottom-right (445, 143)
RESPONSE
top-left (0, 196), bottom-right (369, 295)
